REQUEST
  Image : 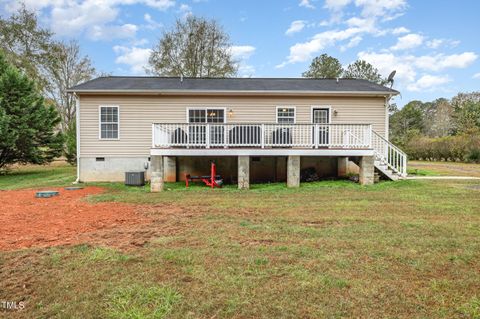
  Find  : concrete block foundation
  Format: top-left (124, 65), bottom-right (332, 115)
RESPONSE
top-left (238, 156), bottom-right (250, 189)
top-left (163, 156), bottom-right (177, 182)
top-left (150, 155), bottom-right (164, 192)
top-left (287, 155), bottom-right (300, 187)
top-left (359, 156), bottom-right (375, 185)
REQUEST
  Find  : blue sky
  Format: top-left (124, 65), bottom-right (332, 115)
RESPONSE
top-left (1, 0), bottom-right (479, 106)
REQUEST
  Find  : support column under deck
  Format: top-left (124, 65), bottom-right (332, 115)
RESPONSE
top-left (151, 155), bottom-right (164, 192)
top-left (164, 156), bottom-right (176, 182)
top-left (337, 156), bottom-right (348, 177)
top-left (359, 156), bottom-right (374, 185)
top-left (238, 156), bottom-right (250, 190)
top-left (287, 155), bottom-right (300, 188)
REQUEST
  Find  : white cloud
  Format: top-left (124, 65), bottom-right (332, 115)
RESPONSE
top-left (237, 64), bottom-right (255, 78)
top-left (355, 0), bottom-right (407, 19)
top-left (426, 38), bottom-right (460, 49)
top-left (285, 20), bottom-right (306, 36)
top-left (230, 45), bottom-right (256, 60)
top-left (277, 27), bottom-right (368, 67)
top-left (426, 39), bottom-right (443, 49)
top-left (89, 24), bottom-right (138, 41)
top-left (340, 36), bottom-right (362, 52)
top-left (358, 51), bottom-right (477, 92)
top-left (391, 26), bottom-right (410, 35)
top-left (278, 0), bottom-right (407, 67)
top-left (229, 45), bottom-right (256, 77)
top-left (324, 0), bottom-right (351, 11)
top-left (178, 3), bottom-right (192, 18)
top-left (4, 0), bottom-right (175, 39)
top-left (407, 75), bottom-right (451, 92)
top-left (391, 33), bottom-right (424, 51)
top-left (299, 0), bottom-right (315, 9)
top-left (473, 73), bottom-right (480, 79)
top-left (414, 52), bottom-right (478, 71)
top-left (144, 13), bottom-right (162, 30)
top-left (113, 45), bottom-right (152, 75)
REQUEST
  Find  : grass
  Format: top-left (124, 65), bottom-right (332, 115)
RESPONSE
top-left (0, 162), bottom-right (76, 190)
top-left (409, 160), bottom-right (480, 177)
top-left (106, 284), bottom-right (181, 319)
top-left (1, 163), bottom-right (480, 318)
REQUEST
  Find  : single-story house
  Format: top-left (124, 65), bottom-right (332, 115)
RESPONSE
top-left (67, 77), bottom-right (407, 191)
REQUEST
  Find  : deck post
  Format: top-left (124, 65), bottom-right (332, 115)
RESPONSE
top-left (151, 155), bottom-right (164, 192)
top-left (359, 156), bottom-right (374, 185)
top-left (238, 156), bottom-right (250, 190)
top-left (164, 156), bottom-right (176, 182)
top-left (337, 156), bottom-right (348, 177)
top-left (287, 155), bottom-right (300, 187)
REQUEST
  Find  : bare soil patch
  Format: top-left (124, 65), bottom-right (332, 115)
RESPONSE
top-left (0, 187), bottom-right (153, 251)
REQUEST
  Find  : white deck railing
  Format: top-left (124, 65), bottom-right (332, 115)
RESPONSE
top-left (152, 123), bottom-right (373, 149)
top-left (372, 131), bottom-right (407, 177)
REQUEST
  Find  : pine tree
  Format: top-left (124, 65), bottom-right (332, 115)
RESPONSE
top-left (302, 54), bottom-right (344, 78)
top-left (0, 51), bottom-right (63, 170)
top-left (343, 60), bottom-right (386, 85)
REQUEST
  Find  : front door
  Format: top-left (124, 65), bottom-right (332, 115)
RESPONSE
top-left (312, 108), bottom-right (330, 146)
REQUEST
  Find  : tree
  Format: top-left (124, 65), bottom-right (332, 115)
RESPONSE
top-left (389, 100), bottom-right (425, 147)
top-left (64, 120), bottom-right (77, 165)
top-left (343, 60), bottom-right (385, 85)
top-left (454, 101), bottom-right (480, 134)
top-left (0, 4), bottom-right (55, 91)
top-left (148, 16), bottom-right (237, 77)
top-left (422, 98), bottom-right (454, 137)
top-left (0, 51), bottom-right (63, 170)
top-left (451, 92), bottom-right (480, 133)
top-left (302, 54), bottom-right (344, 78)
top-left (46, 40), bottom-right (96, 132)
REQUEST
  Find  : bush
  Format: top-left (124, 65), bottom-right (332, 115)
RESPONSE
top-left (406, 133), bottom-right (480, 162)
top-left (466, 149), bottom-right (480, 163)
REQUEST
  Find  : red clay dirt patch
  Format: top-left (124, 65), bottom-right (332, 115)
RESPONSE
top-left (0, 187), bottom-right (150, 251)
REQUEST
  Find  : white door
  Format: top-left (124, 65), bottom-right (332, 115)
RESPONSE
top-left (312, 109), bottom-right (330, 146)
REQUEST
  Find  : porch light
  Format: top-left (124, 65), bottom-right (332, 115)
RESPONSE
top-left (333, 109), bottom-right (338, 116)
top-left (228, 108), bottom-right (234, 117)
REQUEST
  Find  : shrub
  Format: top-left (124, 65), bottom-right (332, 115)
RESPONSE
top-left (405, 133), bottom-right (480, 162)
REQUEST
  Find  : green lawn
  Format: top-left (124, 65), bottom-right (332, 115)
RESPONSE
top-left (1, 164), bottom-right (480, 318)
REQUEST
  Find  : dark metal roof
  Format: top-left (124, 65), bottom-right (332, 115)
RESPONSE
top-left (68, 76), bottom-right (399, 95)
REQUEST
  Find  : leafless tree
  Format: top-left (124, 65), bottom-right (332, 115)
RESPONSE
top-left (46, 41), bottom-right (96, 131)
top-left (147, 16), bottom-right (237, 77)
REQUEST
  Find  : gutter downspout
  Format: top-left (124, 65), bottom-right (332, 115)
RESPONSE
top-left (74, 92), bottom-right (80, 184)
top-left (385, 95), bottom-right (390, 141)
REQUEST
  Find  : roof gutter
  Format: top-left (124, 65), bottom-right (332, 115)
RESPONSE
top-left (66, 89), bottom-right (399, 97)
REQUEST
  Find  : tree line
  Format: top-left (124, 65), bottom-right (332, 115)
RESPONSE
top-left (1, 6), bottom-right (478, 171)
top-left (390, 93), bottom-right (480, 162)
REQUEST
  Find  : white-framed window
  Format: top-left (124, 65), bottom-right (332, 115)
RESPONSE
top-left (276, 106), bottom-right (296, 124)
top-left (99, 106), bottom-right (119, 139)
top-left (187, 108), bottom-right (225, 123)
top-left (186, 108), bottom-right (226, 145)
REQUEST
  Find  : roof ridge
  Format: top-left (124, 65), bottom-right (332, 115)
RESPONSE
top-left (101, 76), bottom-right (367, 80)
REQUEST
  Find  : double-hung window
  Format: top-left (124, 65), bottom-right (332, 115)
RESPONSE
top-left (188, 109), bottom-right (225, 123)
top-left (187, 108), bottom-right (225, 145)
top-left (277, 107), bottom-right (295, 124)
top-left (99, 106), bottom-right (119, 139)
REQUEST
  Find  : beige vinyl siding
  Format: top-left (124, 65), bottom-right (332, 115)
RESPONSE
top-left (79, 94), bottom-right (387, 157)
